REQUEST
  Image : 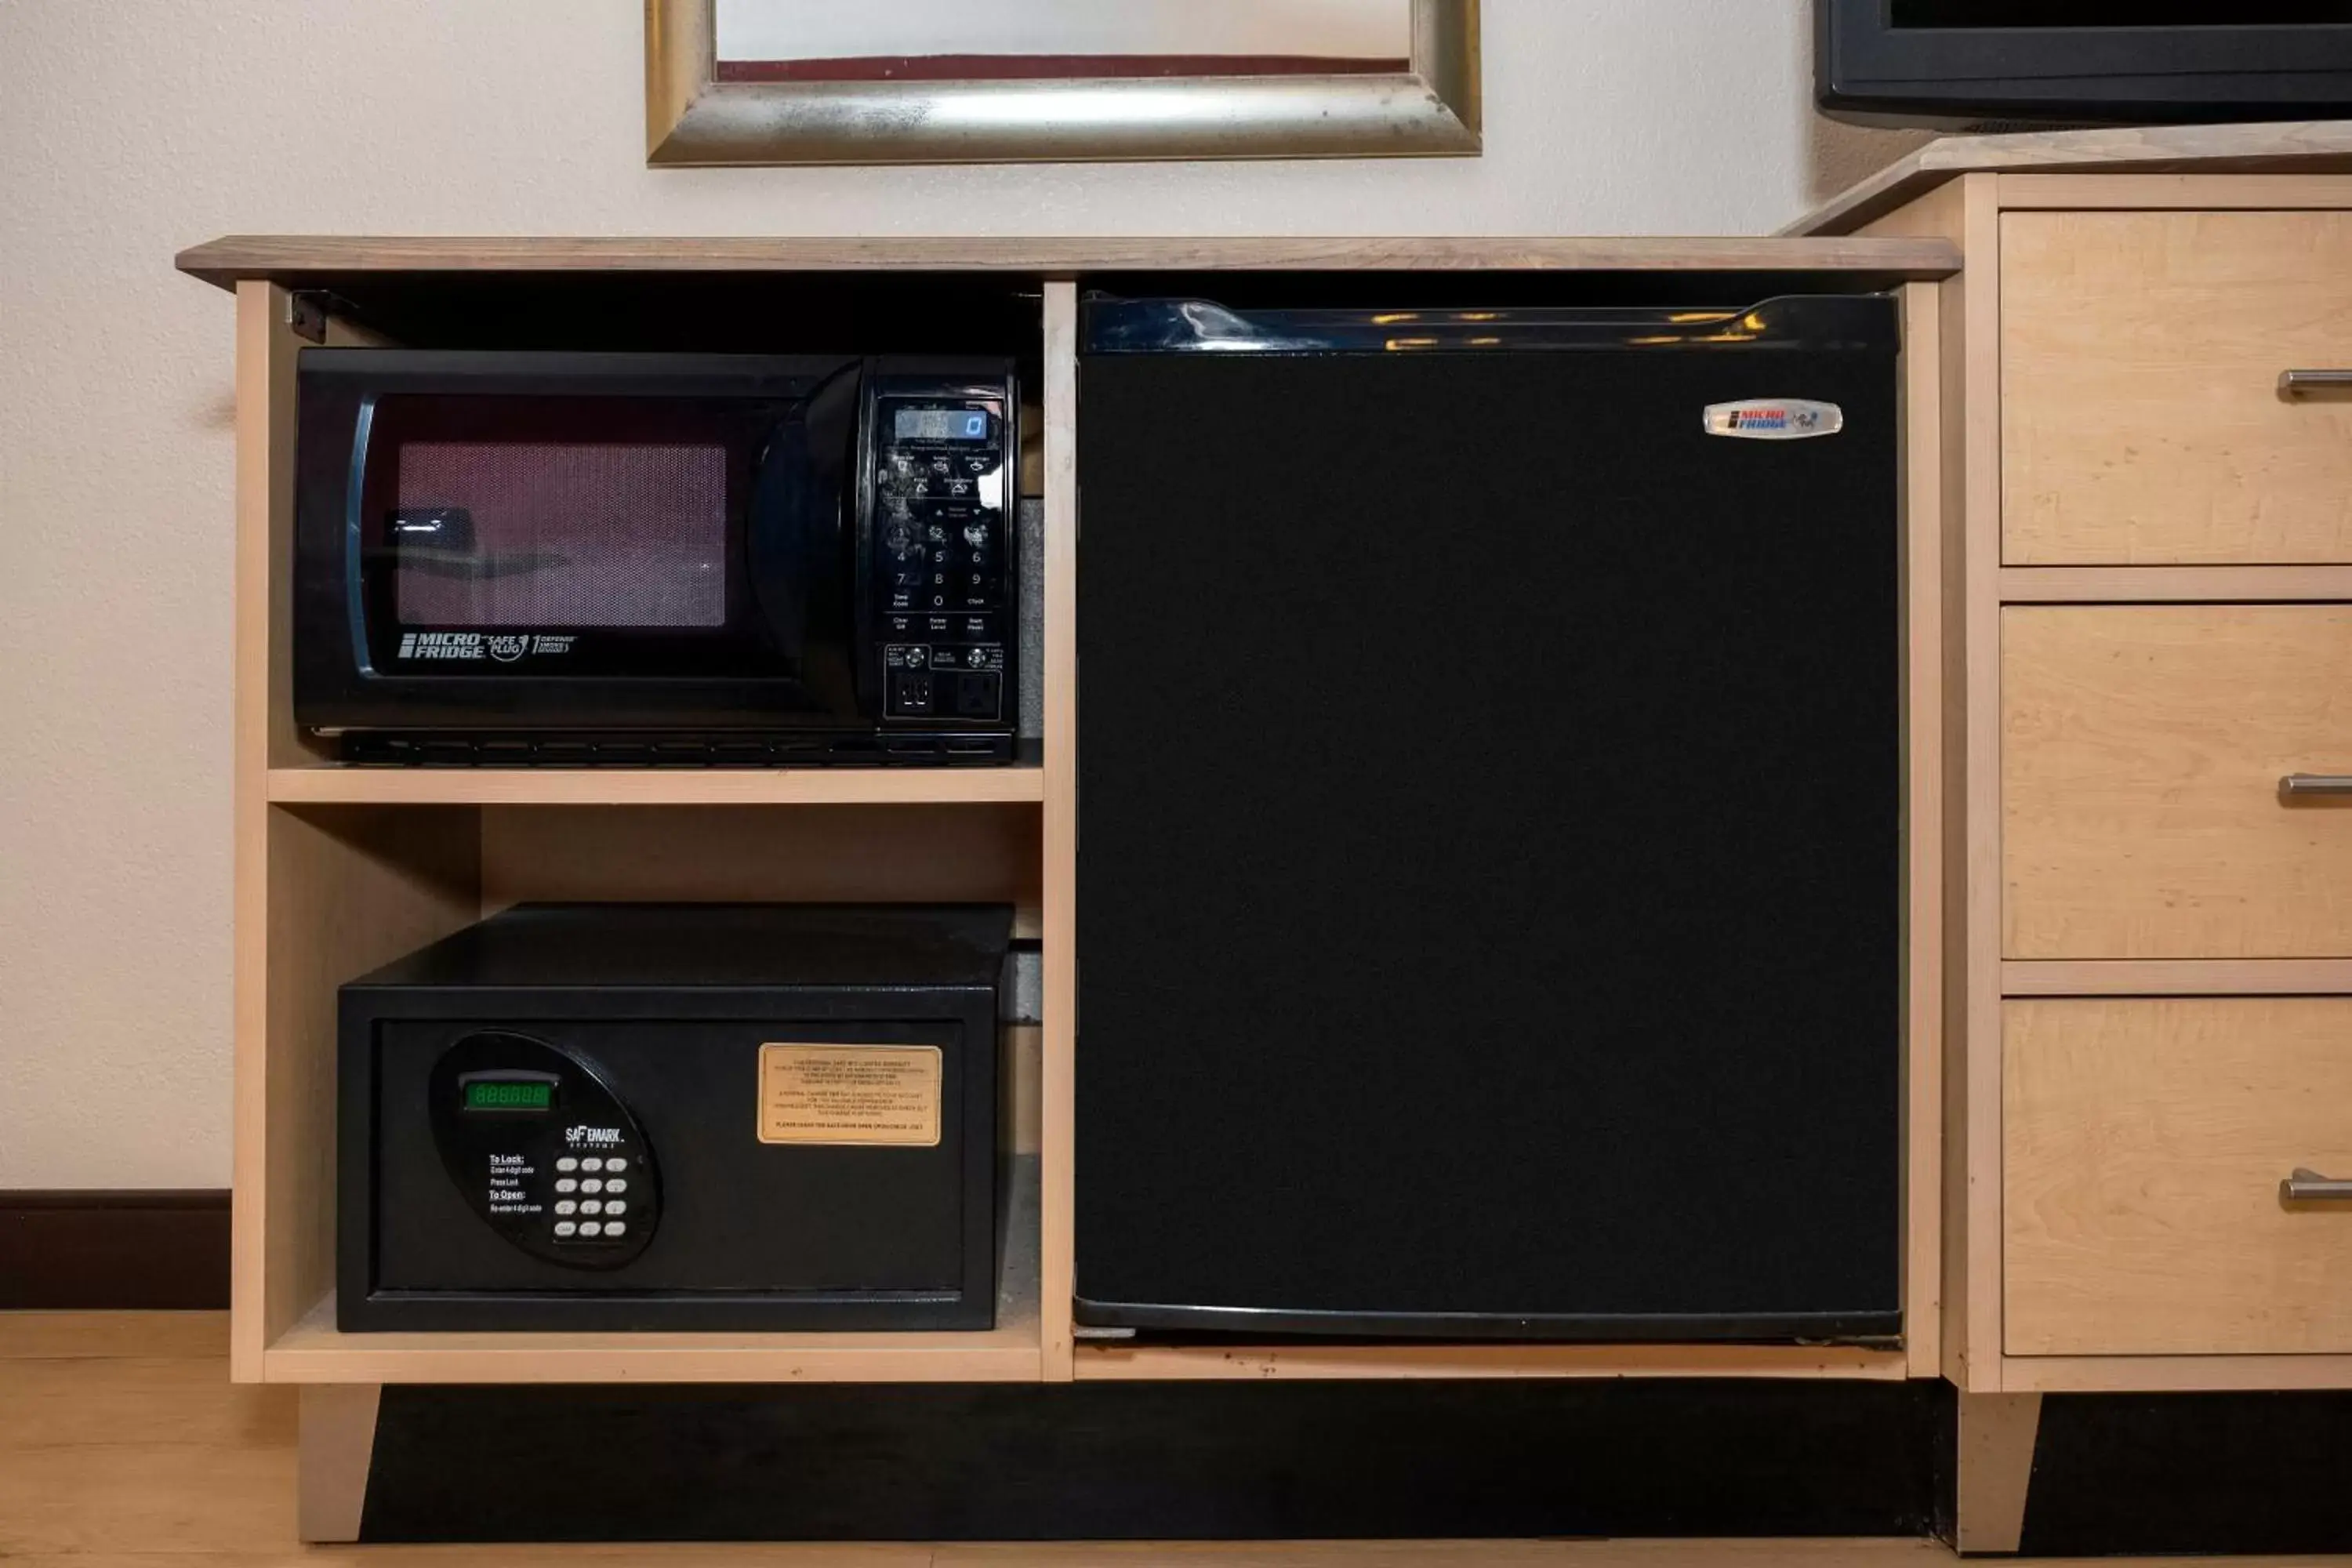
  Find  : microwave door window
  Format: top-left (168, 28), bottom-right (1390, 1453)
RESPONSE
top-left (394, 442), bottom-right (730, 630)
top-left (345, 390), bottom-right (841, 697)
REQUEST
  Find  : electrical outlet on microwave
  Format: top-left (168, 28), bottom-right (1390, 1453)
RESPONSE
top-left (889, 666), bottom-right (936, 717)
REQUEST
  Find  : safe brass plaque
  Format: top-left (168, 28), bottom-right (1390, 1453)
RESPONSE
top-left (757, 1043), bottom-right (942, 1147)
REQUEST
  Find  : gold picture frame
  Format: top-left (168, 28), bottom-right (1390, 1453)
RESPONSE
top-left (645, 0), bottom-right (1479, 166)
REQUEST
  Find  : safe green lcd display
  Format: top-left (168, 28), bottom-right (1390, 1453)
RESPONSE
top-left (463, 1080), bottom-right (553, 1112)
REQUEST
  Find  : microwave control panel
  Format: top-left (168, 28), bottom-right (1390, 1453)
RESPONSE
top-left (867, 374), bottom-right (1015, 725)
top-left (425, 1030), bottom-right (661, 1270)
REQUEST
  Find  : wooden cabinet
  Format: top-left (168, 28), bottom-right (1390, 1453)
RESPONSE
top-left (2005, 605), bottom-right (2352, 960)
top-left (1802, 131), bottom-right (2352, 1550)
top-left (1842, 161), bottom-right (2352, 1399)
top-left (2003, 210), bottom-right (2352, 566)
top-left (2005, 997), bottom-right (2352, 1356)
top-left (180, 236), bottom-right (1956, 1403)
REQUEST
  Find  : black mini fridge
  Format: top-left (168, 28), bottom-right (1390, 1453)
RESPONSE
top-left (1073, 294), bottom-right (1903, 1341)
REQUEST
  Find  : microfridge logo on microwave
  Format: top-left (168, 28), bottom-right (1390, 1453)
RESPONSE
top-left (1702, 400), bottom-right (1844, 440)
top-left (397, 632), bottom-right (485, 660)
top-left (397, 633), bottom-right (578, 661)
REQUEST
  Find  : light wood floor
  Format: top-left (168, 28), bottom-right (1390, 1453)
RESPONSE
top-left (5, 1312), bottom-right (2347, 1566)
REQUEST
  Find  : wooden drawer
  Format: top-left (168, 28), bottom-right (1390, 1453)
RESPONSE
top-left (2004, 209), bottom-right (2352, 564)
top-left (2007, 997), bottom-right (2352, 1356)
top-left (2006, 605), bottom-right (2352, 959)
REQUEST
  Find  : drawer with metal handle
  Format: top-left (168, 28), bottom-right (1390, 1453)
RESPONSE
top-left (2007, 996), bottom-right (2352, 1357)
top-left (2003, 209), bottom-right (2352, 564)
top-left (2007, 604), bottom-right (2352, 959)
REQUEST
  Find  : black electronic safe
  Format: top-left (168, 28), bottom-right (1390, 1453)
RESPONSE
top-left (337, 903), bottom-right (1008, 1332)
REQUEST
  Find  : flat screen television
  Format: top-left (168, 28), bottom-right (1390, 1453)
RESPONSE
top-left (1817, 2), bottom-right (2352, 125)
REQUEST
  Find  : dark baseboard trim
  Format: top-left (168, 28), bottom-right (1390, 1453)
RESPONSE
top-left (365, 1379), bottom-right (1947, 1542)
top-left (0, 1189), bottom-right (231, 1309)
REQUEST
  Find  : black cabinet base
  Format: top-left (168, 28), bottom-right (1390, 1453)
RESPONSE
top-left (361, 1380), bottom-right (1942, 1544)
top-left (351, 1380), bottom-right (2352, 1554)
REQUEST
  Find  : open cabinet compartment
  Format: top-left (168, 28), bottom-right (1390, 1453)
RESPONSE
top-left (236, 799), bottom-right (1045, 1384)
top-left (256, 267), bottom-right (1050, 788)
top-left (227, 273), bottom-right (1069, 1385)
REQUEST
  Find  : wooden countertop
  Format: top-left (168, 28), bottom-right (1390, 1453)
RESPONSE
top-left (1790, 118), bottom-right (2352, 236)
top-left (174, 233), bottom-right (1958, 287)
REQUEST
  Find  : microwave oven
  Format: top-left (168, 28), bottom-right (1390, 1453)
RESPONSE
top-left (292, 351), bottom-right (1020, 765)
top-left (338, 902), bottom-right (1009, 1331)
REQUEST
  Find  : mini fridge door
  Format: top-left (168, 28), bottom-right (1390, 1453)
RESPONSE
top-left (1073, 296), bottom-right (1904, 1341)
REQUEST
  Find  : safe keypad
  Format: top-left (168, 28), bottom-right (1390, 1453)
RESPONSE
top-left (524, 1145), bottom-right (646, 1247)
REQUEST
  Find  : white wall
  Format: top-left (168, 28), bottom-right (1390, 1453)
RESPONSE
top-left (0, 0), bottom-right (1923, 1189)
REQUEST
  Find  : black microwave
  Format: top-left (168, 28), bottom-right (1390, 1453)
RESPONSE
top-left (292, 351), bottom-right (1020, 765)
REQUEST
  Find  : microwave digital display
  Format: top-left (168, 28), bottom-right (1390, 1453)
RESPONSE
top-left (895, 408), bottom-right (990, 443)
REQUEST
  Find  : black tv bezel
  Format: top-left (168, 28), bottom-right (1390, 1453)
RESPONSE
top-left (1817, 0), bottom-right (2352, 123)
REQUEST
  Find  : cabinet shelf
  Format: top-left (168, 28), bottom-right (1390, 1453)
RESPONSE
top-left (266, 765), bottom-right (1045, 808)
top-left (1072, 1341), bottom-right (1911, 1381)
top-left (261, 1160), bottom-right (1042, 1384)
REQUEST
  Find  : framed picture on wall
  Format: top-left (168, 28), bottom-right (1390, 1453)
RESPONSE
top-left (645, 0), bottom-right (1479, 165)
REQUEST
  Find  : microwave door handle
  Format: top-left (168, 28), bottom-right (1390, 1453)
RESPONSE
top-left (747, 366), bottom-right (861, 692)
top-left (746, 417), bottom-right (811, 663)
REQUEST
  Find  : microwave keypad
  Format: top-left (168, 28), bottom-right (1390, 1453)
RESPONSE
top-left (874, 393), bottom-right (1011, 724)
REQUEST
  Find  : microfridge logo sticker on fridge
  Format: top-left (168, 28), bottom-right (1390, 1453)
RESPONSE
top-left (1702, 400), bottom-right (1845, 440)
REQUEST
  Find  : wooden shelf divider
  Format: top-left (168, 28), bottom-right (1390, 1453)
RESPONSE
top-left (266, 765), bottom-right (1046, 808)
top-left (177, 234), bottom-right (1961, 289)
top-left (1073, 1341), bottom-right (1912, 1382)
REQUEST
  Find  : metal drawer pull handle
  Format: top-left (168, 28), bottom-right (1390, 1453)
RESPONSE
top-left (2281, 1168), bottom-right (2352, 1203)
top-left (2281, 369), bottom-right (2352, 394)
top-left (2279, 775), bottom-right (2352, 799)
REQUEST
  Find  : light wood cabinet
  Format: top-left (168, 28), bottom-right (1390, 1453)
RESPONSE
top-left (2004, 604), bottom-right (2352, 960)
top-left (1841, 162), bottom-right (2352, 1401)
top-left (187, 139), bottom-right (2352, 1544)
top-left (2003, 209), bottom-right (2352, 565)
top-left (2005, 997), bottom-right (2352, 1356)
top-left (1800, 134), bottom-right (2352, 1549)
top-left (180, 236), bottom-right (1955, 1398)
